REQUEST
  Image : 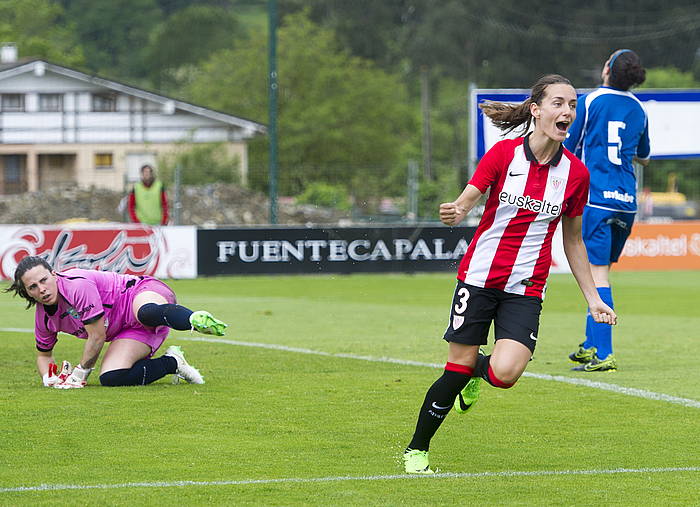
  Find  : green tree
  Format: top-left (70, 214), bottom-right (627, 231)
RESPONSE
top-left (279, 0), bottom-right (412, 70)
top-left (282, 0), bottom-right (700, 88)
top-left (153, 0), bottom-right (232, 16)
top-left (186, 11), bottom-right (417, 202)
top-left (296, 182), bottom-right (351, 211)
top-left (639, 67), bottom-right (700, 89)
top-left (157, 142), bottom-right (241, 185)
top-left (144, 5), bottom-right (245, 92)
top-left (0, 0), bottom-right (84, 66)
top-left (66, 0), bottom-right (163, 80)
top-left (430, 78), bottom-right (469, 172)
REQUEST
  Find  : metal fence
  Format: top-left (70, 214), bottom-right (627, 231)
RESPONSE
top-left (1, 155), bottom-right (698, 226)
top-left (158, 159), bottom-right (700, 225)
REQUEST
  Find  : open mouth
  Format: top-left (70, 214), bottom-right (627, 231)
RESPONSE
top-left (556, 121), bottom-right (569, 132)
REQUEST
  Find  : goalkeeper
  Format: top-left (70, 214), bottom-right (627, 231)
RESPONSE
top-left (5, 255), bottom-right (228, 388)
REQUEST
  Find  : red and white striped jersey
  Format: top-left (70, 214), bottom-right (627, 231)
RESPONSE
top-left (458, 135), bottom-right (589, 298)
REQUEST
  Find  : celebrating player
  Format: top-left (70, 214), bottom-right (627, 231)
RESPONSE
top-left (403, 74), bottom-right (617, 474)
top-left (5, 255), bottom-right (228, 388)
top-left (564, 49), bottom-right (649, 372)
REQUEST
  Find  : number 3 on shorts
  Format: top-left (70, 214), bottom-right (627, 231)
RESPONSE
top-left (454, 287), bottom-right (469, 314)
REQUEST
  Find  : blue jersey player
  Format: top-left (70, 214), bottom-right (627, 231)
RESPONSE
top-left (564, 49), bottom-right (650, 372)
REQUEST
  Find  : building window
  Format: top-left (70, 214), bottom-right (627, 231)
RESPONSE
top-left (46, 154), bottom-right (65, 168)
top-left (92, 93), bottom-right (116, 112)
top-left (4, 155), bottom-right (22, 183)
top-left (39, 94), bottom-right (63, 112)
top-left (1, 94), bottom-right (25, 112)
top-left (95, 153), bottom-right (113, 169)
top-left (5, 164), bottom-right (21, 183)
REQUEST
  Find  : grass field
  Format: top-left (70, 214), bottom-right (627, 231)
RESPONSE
top-left (1, 271), bottom-right (698, 505)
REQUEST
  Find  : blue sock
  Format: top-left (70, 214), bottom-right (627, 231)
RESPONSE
top-left (583, 312), bottom-right (594, 349)
top-left (590, 287), bottom-right (614, 359)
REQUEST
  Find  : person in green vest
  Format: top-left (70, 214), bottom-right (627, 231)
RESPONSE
top-left (128, 164), bottom-right (169, 225)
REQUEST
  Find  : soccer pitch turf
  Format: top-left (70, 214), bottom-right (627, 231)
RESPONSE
top-left (1, 271), bottom-right (698, 505)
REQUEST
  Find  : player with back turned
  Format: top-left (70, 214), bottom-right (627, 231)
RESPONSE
top-left (565, 49), bottom-right (649, 372)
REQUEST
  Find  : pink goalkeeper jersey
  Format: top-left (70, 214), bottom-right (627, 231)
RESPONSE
top-left (34, 269), bottom-right (144, 351)
top-left (458, 135), bottom-right (589, 298)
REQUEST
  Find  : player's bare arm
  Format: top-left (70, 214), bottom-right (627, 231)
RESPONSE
top-left (439, 184), bottom-right (483, 226)
top-left (36, 349), bottom-right (55, 377)
top-left (561, 215), bottom-right (617, 325)
top-left (633, 156), bottom-right (649, 167)
top-left (80, 316), bottom-right (108, 369)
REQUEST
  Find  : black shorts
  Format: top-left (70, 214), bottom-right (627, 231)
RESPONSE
top-left (442, 280), bottom-right (542, 353)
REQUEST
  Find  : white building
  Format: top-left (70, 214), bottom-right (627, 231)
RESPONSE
top-left (0, 44), bottom-right (265, 194)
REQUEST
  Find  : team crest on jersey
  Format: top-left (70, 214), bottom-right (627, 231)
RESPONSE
top-left (550, 177), bottom-right (564, 191)
top-left (452, 315), bottom-right (464, 330)
top-left (67, 307), bottom-right (79, 319)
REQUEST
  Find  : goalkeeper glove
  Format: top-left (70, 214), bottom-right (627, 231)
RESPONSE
top-left (54, 364), bottom-right (93, 389)
top-left (56, 360), bottom-right (73, 383)
top-left (42, 362), bottom-right (59, 387)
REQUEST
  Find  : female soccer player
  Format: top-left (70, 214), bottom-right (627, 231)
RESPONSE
top-left (403, 74), bottom-right (617, 474)
top-left (564, 49), bottom-right (649, 372)
top-left (5, 255), bottom-right (228, 388)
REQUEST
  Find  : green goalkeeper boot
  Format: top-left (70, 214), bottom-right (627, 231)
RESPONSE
top-left (190, 311), bottom-right (228, 336)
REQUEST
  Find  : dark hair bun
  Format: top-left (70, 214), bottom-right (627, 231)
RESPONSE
top-left (610, 50), bottom-right (646, 90)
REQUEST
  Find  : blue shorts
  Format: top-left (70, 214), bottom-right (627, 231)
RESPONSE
top-left (582, 206), bottom-right (635, 265)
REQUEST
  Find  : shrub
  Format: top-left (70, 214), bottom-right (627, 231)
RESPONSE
top-left (296, 182), bottom-right (351, 211)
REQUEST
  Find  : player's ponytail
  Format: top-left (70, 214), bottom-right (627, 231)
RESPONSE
top-left (3, 255), bottom-right (54, 308)
top-left (479, 74), bottom-right (573, 135)
top-left (608, 49), bottom-right (646, 91)
top-left (479, 99), bottom-right (533, 135)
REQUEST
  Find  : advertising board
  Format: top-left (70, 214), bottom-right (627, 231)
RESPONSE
top-left (197, 226), bottom-right (476, 275)
top-left (0, 224), bottom-right (197, 280)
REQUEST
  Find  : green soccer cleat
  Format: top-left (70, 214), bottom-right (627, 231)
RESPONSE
top-left (189, 311), bottom-right (228, 336)
top-left (568, 342), bottom-right (597, 364)
top-left (454, 377), bottom-right (481, 414)
top-left (403, 449), bottom-right (434, 474)
top-left (571, 354), bottom-right (618, 372)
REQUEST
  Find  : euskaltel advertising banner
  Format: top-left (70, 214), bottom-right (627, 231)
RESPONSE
top-left (197, 226), bottom-right (477, 275)
top-left (616, 221), bottom-right (700, 270)
top-left (0, 224), bottom-right (197, 280)
top-left (550, 221), bottom-right (700, 272)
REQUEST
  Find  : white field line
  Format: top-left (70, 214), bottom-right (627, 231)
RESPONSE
top-left (2, 328), bottom-right (698, 494)
top-left (2, 467), bottom-right (698, 493)
top-left (180, 336), bottom-right (700, 409)
top-left (3, 328), bottom-right (699, 409)
top-left (0, 327), bottom-right (39, 333)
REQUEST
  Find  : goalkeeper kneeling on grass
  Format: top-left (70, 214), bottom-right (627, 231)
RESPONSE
top-left (5, 255), bottom-right (228, 389)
